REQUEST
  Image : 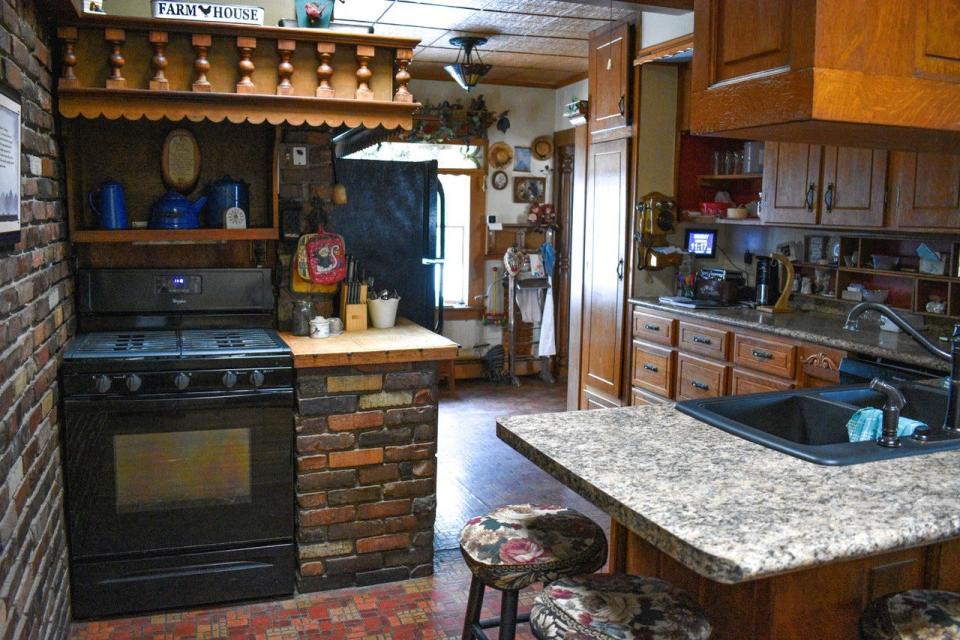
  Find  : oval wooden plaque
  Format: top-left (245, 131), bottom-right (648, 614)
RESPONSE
top-left (161, 128), bottom-right (200, 192)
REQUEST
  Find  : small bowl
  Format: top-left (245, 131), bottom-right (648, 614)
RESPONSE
top-left (871, 255), bottom-right (900, 270)
top-left (862, 289), bottom-right (889, 303)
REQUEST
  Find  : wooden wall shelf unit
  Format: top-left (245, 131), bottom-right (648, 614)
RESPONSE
top-left (56, 14), bottom-right (421, 129)
top-left (70, 228), bottom-right (279, 244)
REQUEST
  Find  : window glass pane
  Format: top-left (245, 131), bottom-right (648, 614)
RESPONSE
top-left (438, 173), bottom-right (471, 306)
top-left (345, 142), bottom-right (482, 169)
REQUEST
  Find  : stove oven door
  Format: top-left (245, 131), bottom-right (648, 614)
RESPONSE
top-left (62, 391), bottom-right (294, 560)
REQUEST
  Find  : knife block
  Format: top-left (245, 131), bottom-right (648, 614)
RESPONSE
top-left (339, 283), bottom-right (368, 332)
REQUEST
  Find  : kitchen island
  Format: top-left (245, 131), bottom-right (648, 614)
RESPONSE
top-left (279, 321), bottom-right (458, 592)
top-left (498, 404), bottom-right (960, 639)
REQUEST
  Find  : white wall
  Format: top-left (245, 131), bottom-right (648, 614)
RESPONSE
top-left (554, 79), bottom-right (589, 133)
top-left (640, 11), bottom-right (694, 48)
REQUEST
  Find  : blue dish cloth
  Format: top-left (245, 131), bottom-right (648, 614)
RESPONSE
top-left (846, 408), bottom-right (926, 443)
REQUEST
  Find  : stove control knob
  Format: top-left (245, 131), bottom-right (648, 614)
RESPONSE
top-left (125, 374), bottom-right (142, 393)
top-left (94, 375), bottom-right (111, 394)
top-left (249, 370), bottom-right (265, 389)
top-left (222, 371), bottom-right (238, 389)
top-left (173, 372), bottom-right (190, 391)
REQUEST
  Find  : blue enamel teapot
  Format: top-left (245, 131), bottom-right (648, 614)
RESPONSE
top-left (149, 191), bottom-right (207, 229)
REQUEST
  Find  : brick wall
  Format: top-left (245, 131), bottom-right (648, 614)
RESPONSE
top-left (295, 362), bottom-right (438, 591)
top-left (0, 0), bottom-right (73, 637)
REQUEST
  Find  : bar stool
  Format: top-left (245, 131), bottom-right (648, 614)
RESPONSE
top-left (530, 573), bottom-right (712, 640)
top-left (459, 504), bottom-right (607, 640)
top-left (860, 589), bottom-right (960, 639)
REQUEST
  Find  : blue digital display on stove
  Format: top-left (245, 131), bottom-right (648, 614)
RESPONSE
top-left (156, 275), bottom-right (202, 295)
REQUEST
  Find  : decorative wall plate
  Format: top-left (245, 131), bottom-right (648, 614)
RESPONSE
top-left (491, 170), bottom-right (508, 190)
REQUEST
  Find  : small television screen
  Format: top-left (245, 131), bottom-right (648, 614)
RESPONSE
top-left (685, 228), bottom-right (717, 258)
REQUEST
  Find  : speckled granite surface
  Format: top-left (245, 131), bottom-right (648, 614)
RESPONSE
top-left (630, 297), bottom-right (951, 373)
top-left (498, 405), bottom-right (960, 584)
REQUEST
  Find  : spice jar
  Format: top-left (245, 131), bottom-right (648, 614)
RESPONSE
top-left (292, 300), bottom-right (313, 336)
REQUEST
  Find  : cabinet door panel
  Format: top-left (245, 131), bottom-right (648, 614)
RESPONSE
top-left (631, 342), bottom-right (675, 398)
top-left (677, 354), bottom-right (728, 401)
top-left (715, 0), bottom-right (791, 82)
top-left (915, 0), bottom-right (960, 80)
top-left (895, 151), bottom-right (960, 229)
top-left (580, 138), bottom-right (629, 400)
top-left (820, 147), bottom-right (887, 227)
top-left (761, 141), bottom-right (822, 224)
top-left (589, 23), bottom-right (631, 138)
top-left (732, 369), bottom-right (794, 395)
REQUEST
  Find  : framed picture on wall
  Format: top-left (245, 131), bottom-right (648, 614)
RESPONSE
top-left (513, 177), bottom-right (546, 203)
top-left (513, 146), bottom-right (531, 172)
top-left (0, 83), bottom-right (21, 246)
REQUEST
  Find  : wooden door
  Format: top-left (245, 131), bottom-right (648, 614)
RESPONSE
top-left (893, 151), bottom-right (960, 229)
top-left (819, 147), bottom-right (887, 227)
top-left (588, 22), bottom-right (631, 140)
top-left (761, 141), bottom-right (822, 224)
top-left (580, 138), bottom-right (629, 404)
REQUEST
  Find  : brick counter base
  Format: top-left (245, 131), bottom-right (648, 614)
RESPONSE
top-left (295, 361), bottom-right (438, 592)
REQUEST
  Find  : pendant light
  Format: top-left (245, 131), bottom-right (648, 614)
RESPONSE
top-left (444, 37), bottom-right (492, 92)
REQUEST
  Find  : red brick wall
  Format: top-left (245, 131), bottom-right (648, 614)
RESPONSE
top-left (0, 0), bottom-right (73, 637)
top-left (295, 362), bottom-right (438, 591)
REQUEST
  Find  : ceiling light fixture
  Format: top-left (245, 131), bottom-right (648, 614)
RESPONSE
top-left (444, 37), bottom-right (492, 92)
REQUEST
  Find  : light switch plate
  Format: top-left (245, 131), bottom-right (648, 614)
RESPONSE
top-left (292, 146), bottom-right (307, 166)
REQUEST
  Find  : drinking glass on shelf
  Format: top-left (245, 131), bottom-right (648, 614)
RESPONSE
top-left (712, 151), bottom-right (723, 176)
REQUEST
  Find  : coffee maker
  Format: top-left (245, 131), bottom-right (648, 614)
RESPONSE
top-left (755, 256), bottom-right (780, 306)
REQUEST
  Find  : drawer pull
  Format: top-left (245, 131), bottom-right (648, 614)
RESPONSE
top-left (643, 363), bottom-right (659, 373)
top-left (690, 380), bottom-right (709, 391)
top-left (692, 335), bottom-right (712, 345)
top-left (752, 349), bottom-right (774, 361)
top-left (644, 323), bottom-right (660, 332)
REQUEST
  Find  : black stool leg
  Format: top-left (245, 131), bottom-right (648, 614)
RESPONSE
top-left (498, 590), bottom-right (519, 640)
top-left (462, 574), bottom-right (485, 640)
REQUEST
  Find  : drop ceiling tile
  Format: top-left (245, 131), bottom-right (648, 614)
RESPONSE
top-left (381, 3), bottom-right (476, 29)
top-left (400, 0), bottom-right (493, 8)
top-left (333, 0), bottom-right (395, 22)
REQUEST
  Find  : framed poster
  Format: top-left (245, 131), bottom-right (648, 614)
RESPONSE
top-left (513, 177), bottom-right (545, 203)
top-left (0, 85), bottom-right (21, 246)
top-left (513, 146), bottom-right (531, 172)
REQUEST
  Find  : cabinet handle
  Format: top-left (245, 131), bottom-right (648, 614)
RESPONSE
top-left (824, 182), bottom-right (835, 212)
top-left (618, 95), bottom-right (625, 117)
top-left (752, 349), bottom-right (774, 360)
top-left (643, 364), bottom-right (658, 373)
top-left (691, 380), bottom-right (709, 391)
top-left (644, 323), bottom-right (660, 332)
top-left (692, 335), bottom-right (712, 345)
top-left (805, 183), bottom-right (816, 211)
top-left (617, 258), bottom-right (624, 280)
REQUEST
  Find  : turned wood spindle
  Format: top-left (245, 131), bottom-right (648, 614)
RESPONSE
top-left (149, 31), bottom-right (170, 91)
top-left (105, 28), bottom-right (126, 89)
top-left (57, 26), bottom-right (79, 89)
top-left (236, 36), bottom-right (257, 94)
top-left (192, 34), bottom-right (212, 92)
top-left (355, 45), bottom-right (375, 101)
top-left (394, 48), bottom-right (414, 103)
top-left (315, 42), bottom-right (335, 98)
top-left (276, 39), bottom-right (295, 96)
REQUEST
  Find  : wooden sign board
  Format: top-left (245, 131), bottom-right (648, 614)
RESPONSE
top-left (151, 1), bottom-right (265, 26)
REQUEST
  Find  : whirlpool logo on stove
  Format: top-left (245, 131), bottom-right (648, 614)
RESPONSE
top-left (171, 298), bottom-right (188, 305)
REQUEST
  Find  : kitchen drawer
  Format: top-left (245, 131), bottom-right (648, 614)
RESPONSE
top-left (799, 345), bottom-right (846, 386)
top-left (677, 353), bottom-right (729, 401)
top-left (631, 386), bottom-right (669, 407)
top-left (733, 334), bottom-right (797, 380)
top-left (583, 387), bottom-right (622, 410)
top-left (678, 322), bottom-right (730, 360)
top-left (631, 341), bottom-right (675, 398)
top-left (731, 369), bottom-right (795, 395)
top-left (632, 309), bottom-right (676, 346)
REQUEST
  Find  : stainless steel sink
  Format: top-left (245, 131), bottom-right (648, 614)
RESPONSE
top-left (676, 382), bottom-right (959, 465)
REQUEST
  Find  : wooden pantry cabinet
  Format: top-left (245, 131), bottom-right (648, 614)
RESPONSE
top-left (690, 0), bottom-right (960, 152)
top-left (627, 304), bottom-right (847, 406)
top-left (588, 22), bottom-right (633, 142)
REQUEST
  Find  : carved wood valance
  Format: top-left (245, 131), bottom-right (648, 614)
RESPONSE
top-left (56, 14), bottom-right (421, 129)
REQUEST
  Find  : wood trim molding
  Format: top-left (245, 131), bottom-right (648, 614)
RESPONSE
top-left (634, 33), bottom-right (693, 67)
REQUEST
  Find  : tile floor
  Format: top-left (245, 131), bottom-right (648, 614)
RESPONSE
top-left (70, 377), bottom-right (609, 639)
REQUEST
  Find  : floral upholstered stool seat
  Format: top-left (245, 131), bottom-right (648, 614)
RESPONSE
top-left (529, 573), bottom-right (712, 640)
top-left (860, 590), bottom-right (960, 639)
top-left (459, 504), bottom-right (607, 640)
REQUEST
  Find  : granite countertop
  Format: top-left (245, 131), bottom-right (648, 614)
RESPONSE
top-left (498, 405), bottom-right (960, 584)
top-left (630, 297), bottom-right (951, 373)
top-left (280, 319), bottom-right (459, 369)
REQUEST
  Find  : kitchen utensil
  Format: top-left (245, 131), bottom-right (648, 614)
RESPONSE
top-left (149, 190), bottom-right (207, 229)
top-left (88, 179), bottom-right (129, 229)
top-left (862, 289), bottom-right (890, 303)
top-left (205, 175), bottom-right (250, 228)
top-left (870, 255), bottom-right (900, 270)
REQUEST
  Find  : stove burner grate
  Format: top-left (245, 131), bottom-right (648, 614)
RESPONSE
top-left (69, 331), bottom-right (180, 359)
top-left (180, 329), bottom-right (285, 356)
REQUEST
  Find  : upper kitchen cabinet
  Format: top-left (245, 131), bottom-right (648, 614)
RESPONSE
top-left (691, 0), bottom-right (960, 152)
top-left (892, 152), bottom-right (960, 230)
top-left (588, 22), bottom-right (633, 142)
top-left (761, 142), bottom-right (887, 227)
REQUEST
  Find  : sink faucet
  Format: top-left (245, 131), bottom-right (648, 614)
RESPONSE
top-left (869, 378), bottom-right (906, 448)
top-left (844, 302), bottom-right (960, 432)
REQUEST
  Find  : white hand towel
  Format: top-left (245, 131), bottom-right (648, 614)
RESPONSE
top-left (517, 288), bottom-right (542, 324)
top-left (538, 281), bottom-right (556, 357)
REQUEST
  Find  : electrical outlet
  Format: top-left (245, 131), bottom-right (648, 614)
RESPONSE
top-left (292, 146), bottom-right (307, 166)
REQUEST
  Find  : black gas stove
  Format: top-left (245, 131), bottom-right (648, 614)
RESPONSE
top-left (61, 269), bottom-right (295, 619)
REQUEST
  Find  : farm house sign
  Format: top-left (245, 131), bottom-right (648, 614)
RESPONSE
top-left (151, 2), bottom-right (265, 25)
